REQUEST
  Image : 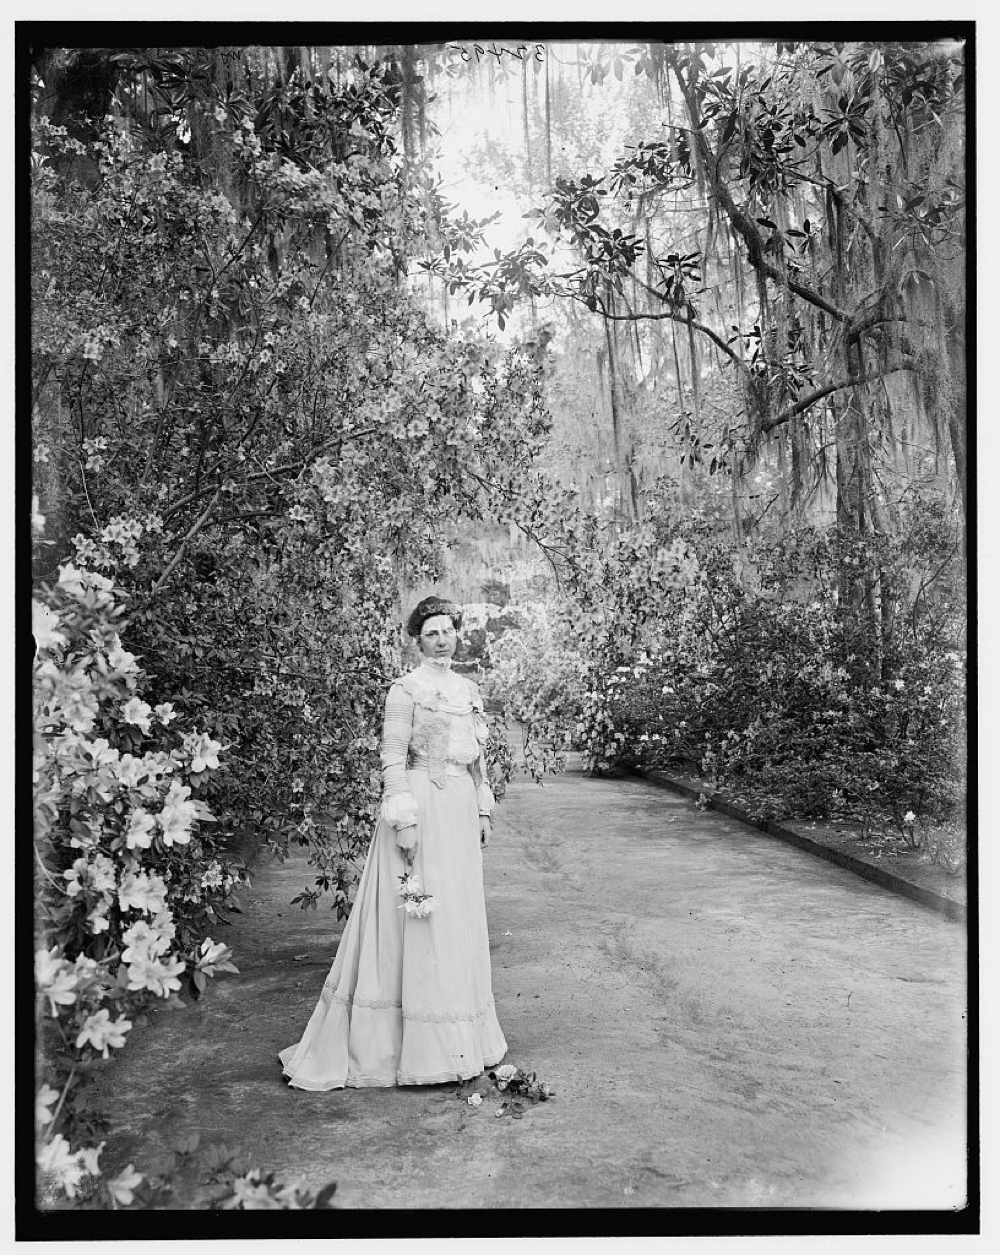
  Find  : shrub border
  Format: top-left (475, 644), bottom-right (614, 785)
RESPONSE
top-left (630, 767), bottom-right (966, 925)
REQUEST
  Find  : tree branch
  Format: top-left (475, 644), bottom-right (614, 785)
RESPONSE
top-left (760, 364), bottom-right (916, 434)
top-left (668, 51), bottom-right (850, 325)
top-left (148, 487), bottom-right (222, 595)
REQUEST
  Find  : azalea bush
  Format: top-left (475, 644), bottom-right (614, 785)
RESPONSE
top-left (580, 511), bottom-right (966, 830)
top-left (32, 57), bottom-right (567, 918)
top-left (33, 557), bottom-right (247, 1206)
top-left (479, 599), bottom-right (589, 779)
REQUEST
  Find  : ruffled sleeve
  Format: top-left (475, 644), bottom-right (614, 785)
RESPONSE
top-left (379, 680), bottom-right (419, 841)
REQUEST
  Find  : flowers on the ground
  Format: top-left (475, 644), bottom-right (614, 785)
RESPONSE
top-left (459, 1063), bottom-right (555, 1120)
top-left (904, 810), bottom-right (917, 824)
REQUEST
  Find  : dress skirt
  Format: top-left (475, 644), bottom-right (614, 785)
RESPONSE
top-left (279, 767), bottom-right (507, 1089)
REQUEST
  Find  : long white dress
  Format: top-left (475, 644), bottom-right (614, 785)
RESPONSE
top-left (279, 659), bottom-right (508, 1089)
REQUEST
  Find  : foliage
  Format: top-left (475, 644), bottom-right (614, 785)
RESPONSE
top-left (39, 1131), bottom-right (338, 1211)
top-left (479, 600), bottom-right (588, 778)
top-left (31, 57), bottom-right (564, 918)
top-left (419, 37), bottom-right (967, 537)
top-left (33, 559), bottom-right (244, 1205)
top-left (577, 508), bottom-right (965, 829)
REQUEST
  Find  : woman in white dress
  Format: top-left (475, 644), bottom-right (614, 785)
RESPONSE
top-left (279, 597), bottom-right (508, 1089)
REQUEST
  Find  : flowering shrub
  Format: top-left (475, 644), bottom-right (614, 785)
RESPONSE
top-left (479, 600), bottom-right (589, 778)
top-left (579, 516), bottom-right (966, 830)
top-left (33, 562), bottom-right (246, 1207)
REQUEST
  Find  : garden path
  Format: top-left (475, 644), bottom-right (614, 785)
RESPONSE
top-left (99, 762), bottom-right (968, 1211)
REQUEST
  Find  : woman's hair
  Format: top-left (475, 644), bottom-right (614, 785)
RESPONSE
top-left (405, 596), bottom-right (463, 640)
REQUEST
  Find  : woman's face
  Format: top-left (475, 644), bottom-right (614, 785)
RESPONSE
top-left (418, 614), bottom-right (458, 660)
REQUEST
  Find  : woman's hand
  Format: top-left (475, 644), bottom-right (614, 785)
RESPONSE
top-left (397, 824), bottom-right (418, 859)
top-left (479, 816), bottom-right (492, 849)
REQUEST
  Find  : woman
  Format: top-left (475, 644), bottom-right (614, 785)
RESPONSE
top-left (279, 596), bottom-right (508, 1089)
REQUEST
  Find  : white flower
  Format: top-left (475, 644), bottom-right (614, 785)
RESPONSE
top-left (200, 861), bottom-right (224, 890)
top-left (196, 937), bottom-right (231, 968)
top-left (403, 896), bottom-right (436, 918)
top-left (158, 780), bottom-right (197, 846)
top-left (903, 811), bottom-right (917, 825)
top-left (78, 1141), bottom-right (105, 1176)
top-left (121, 916), bottom-right (174, 963)
top-left (495, 1064), bottom-right (517, 1082)
top-left (37, 1135), bottom-right (86, 1198)
top-left (32, 600), bottom-right (66, 653)
top-left (125, 952), bottom-right (186, 997)
top-left (63, 853), bottom-right (116, 899)
top-left (121, 697), bottom-right (153, 735)
top-left (87, 902), bottom-right (111, 934)
top-left (118, 868), bottom-right (168, 915)
top-left (154, 702), bottom-right (177, 726)
top-left (116, 754), bottom-right (148, 789)
top-left (467, 1093), bottom-right (483, 1107)
top-left (57, 563), bottom-right (86, 597)
top-left (125, 808), bottom-right (156, 850)
top-left (106, 635), bottom-right (139, 674)
top-left (75, 1009), bottom-right (132, 1057)
top-left (107, 1163), bottom-right (144, 1206)
top-left (397, 874), bottom-right (423, 898)
top-left (36, 1083), bottom-right (61, 1127)
top-left (184, 731), bottom-right (222, 774)
top-left (893, 679), bottom-right (905, 691)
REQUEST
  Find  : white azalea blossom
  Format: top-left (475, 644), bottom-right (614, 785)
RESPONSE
top-left (36, 1083), bottom-right (61, 1127)
top-left (75, 1009), bottom-right (132, 1057)
top-left (37, 1135), bottom-right (86, 1198)
top-left (125, 807), bottom-right (157, 850)
top-left (87, 902), bottom-right (111, 934)
top-left (107, 1164), bottom-right (144, 1206)
top-left (154, 702), bottom-right (177, 726)
top-left (115, 753), bottom-right (148, 789)
top-left (158, 780), bottom-right (197, 846)
top-left (197, 937), bottom-right (231, 967)
top-left (125, 952), bottom-right (186, 997)
top-left (121, 696), bottom-right (153, 735)
top-left (32, 600), bottom-right (67, 653)
top-left (184, 731), bottom-right (223, 774)
top-left (118, 868), bottom-right (168, 915)
top-left (106, 635), bottom-right (139, 674)
top-left (63, 852), bottom-right (116, 899)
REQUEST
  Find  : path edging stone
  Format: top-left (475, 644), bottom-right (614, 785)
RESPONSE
top-left (631, 767), bottom-right (966, 925)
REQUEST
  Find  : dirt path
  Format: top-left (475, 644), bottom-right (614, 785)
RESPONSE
top-left (97, 765), bottom-right (968, 1210)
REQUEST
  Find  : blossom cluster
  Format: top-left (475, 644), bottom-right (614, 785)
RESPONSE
top-left (33, 561), bottom-right (242, 1205)
top-left (396, 872), bottom-right (436, 919)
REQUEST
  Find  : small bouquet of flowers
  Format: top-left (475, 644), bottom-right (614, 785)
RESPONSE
top-left (459, 1062), bottom-right (555, 1119)
top-left (397, 873), bottom-right (436, 919)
